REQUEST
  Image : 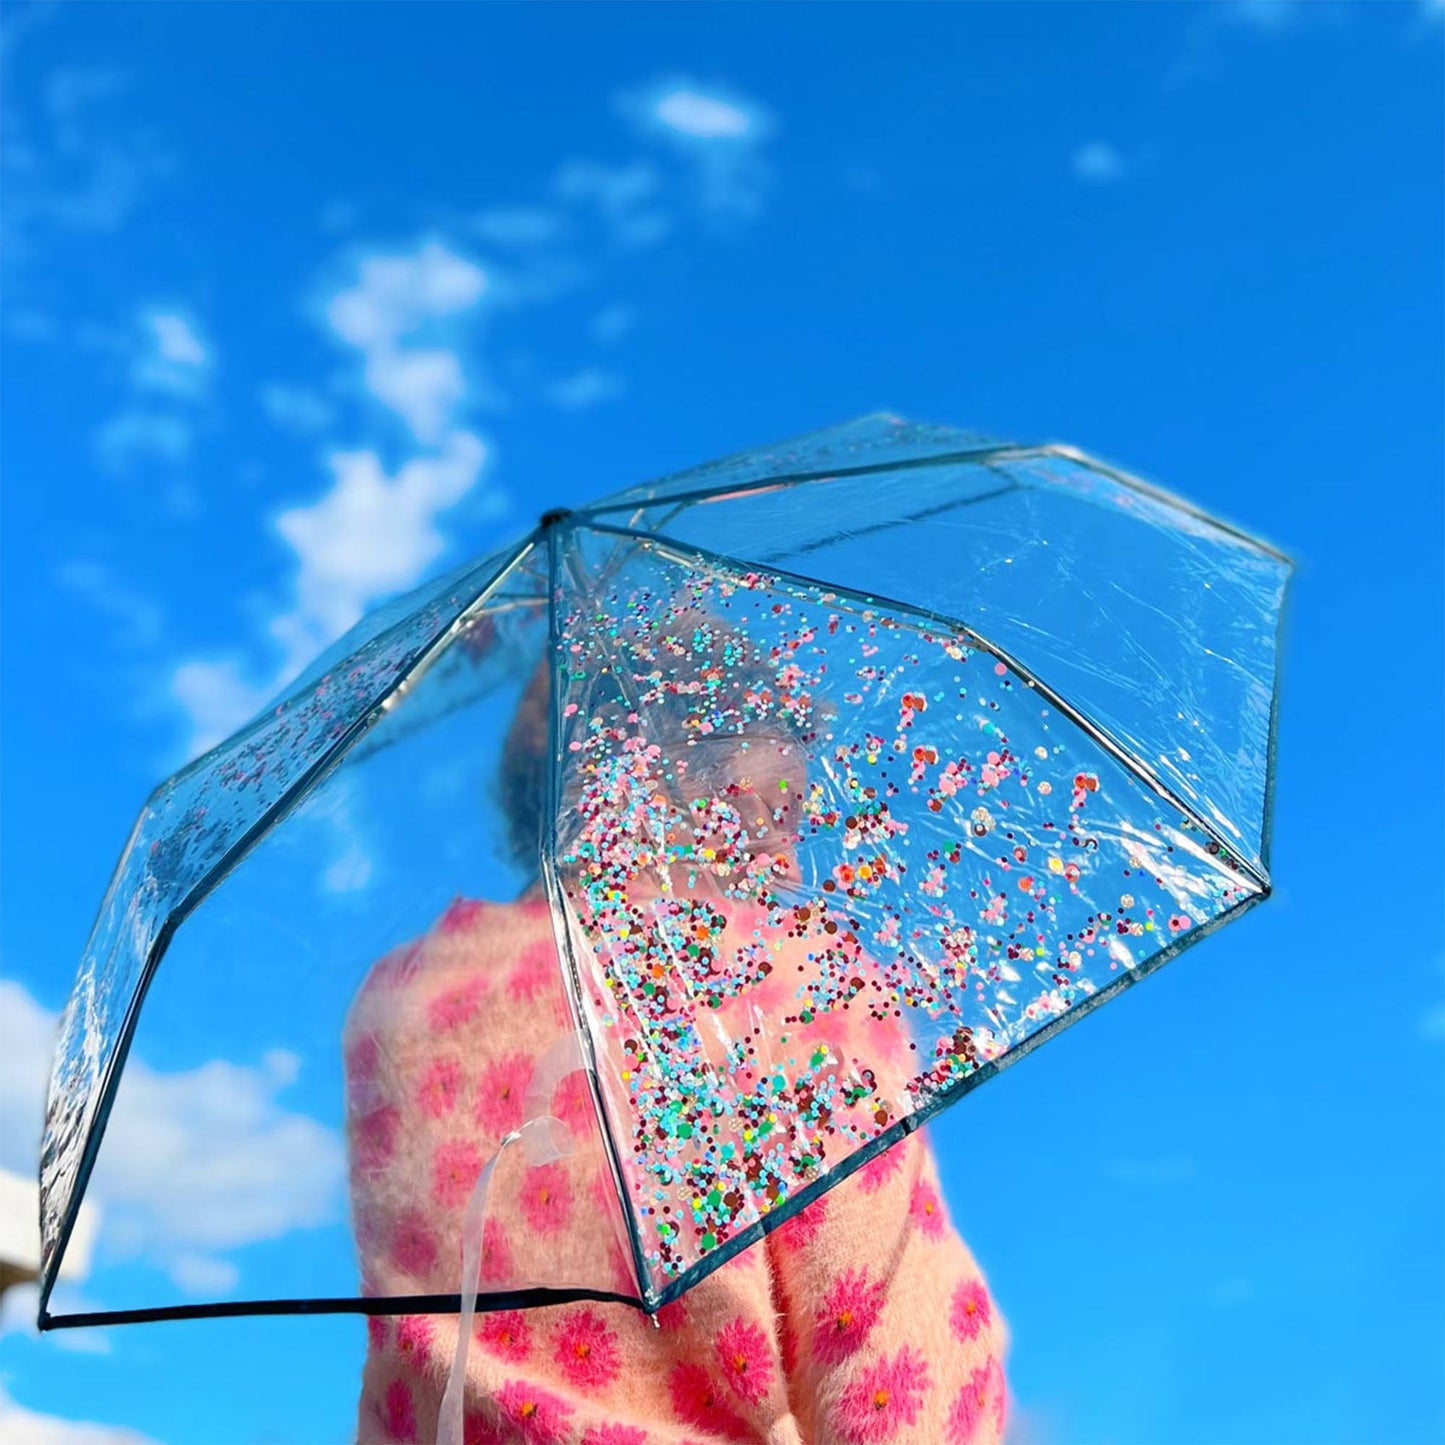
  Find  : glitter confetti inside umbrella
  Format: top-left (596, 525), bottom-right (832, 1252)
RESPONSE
top-left (37, 414), bottom-right (1291, 1333)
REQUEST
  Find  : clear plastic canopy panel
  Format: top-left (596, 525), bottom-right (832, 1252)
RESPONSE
top-left (39, 415), bottom-right (1291, 1326)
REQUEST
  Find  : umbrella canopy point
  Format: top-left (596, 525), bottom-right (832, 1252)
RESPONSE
top-left (36, 415), bottom-right (1290, 1325)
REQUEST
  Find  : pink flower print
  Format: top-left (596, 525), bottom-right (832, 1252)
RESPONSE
top-left (856, 1142), bottom-right (906, 1195)
top-left (837, 1345), bottom-right (930, 1443)
top-left (814, 1268), bottom-right (885, 1365)
top-left (432, 1139), bottom-right (484, 1209)
top-left (775, 1193), bottom-right (827, 1250)
top-left (429, 975), bottom-right (486, 1033)
top-left (481, 1219), bottom-right (514, 1284)
top-left (396, 1314), bottom-right (433, 1370)
top-left (581, 1428), bottom-right (648, 1445)
top-left (347, 1032), bottom-right (379, 1088)
top-left (438, 897), bottom-right (487, 935)
top-left (462, 1411), bottom-right (509, 1445)
top-left (390, 1210), bottom-right (438, 1279)
top-left (417, 1056), bottom-right (463, 1118)
top-left (383, 1378), bottom-right (417, 1442)
top-left (554, 1307), bottom-right (621, 1389)
top-left (366, 1314), bottom-right (388, 1351)
top-left (668, 1362), bottom-right (749, 1441)
top-left (509, 939), bottom-right (558, 1004)
top-left (714, 1316), bottom-right (774, 1406)
top-left (475, 1052), bottom-right (532, 1137)
top-left (950, 1277), bottom-right (992, 1343)
top-left (946, 1358), bottom-right (1006, 1443)
top-left (493, 1379), bottom-right (574, 1444)
top-left (554, 1068), bottom-right (595, 1136)
top-left (520, 1162), bottom-right (572, 1236)
top-left (476, 1309), bottom-right (531, 1362)
top-left (355, 1105), bottom-right (399, 1173)
top-left (910, 1175), bottom-right (947, 1240)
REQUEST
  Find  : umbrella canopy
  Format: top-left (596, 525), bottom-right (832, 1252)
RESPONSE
top-left (37, 414), bottom-right (1291, 1330)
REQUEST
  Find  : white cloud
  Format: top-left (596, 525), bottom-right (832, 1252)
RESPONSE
top-left (653, 88), bottom-right (756, 140)
top-left (144, 310), bottom-right (207, 370)
top-left (0, 979), bottom-right (345, 1296)
top-left (1073, 141), bottom-right (1127, 183)
top-left (545, 367), bottom-right (625, 411)
top-left (326, 239), bottom-right (487, 352)
top-left (168, 428), bottom-right (494, 759)
top-left (363, 345), bottom-right (466, 443)
top-left (271, 428), bottom-right (487, 665)
top-left (169, 657), bottom-right (274, 757)
top-left (323, 239), bottom-right (489, 443)
top-left (0, 1385), bottom-right (160, 1445)
top-left (618, 77), bottom-right (774, 219)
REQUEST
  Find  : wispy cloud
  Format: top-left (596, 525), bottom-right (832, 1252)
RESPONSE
top-left (1073, 141), bottom-right (1128, 184)
top-left (94, 410), bottom-right (192, 472)
top-left (259, 382), bottom-right (335, 435)
top-left (0, 49), bottom-right (173, 273)
top-left (471, 204), bottom-right (567, 250)
top-left (95, 304), bottom-right (214, 478)
top-left (591, 304), bottom-right (634, 344)
top-left (1218, 0), bottom-right (1303, 33)
top-left (0, 1384), bottom-right (160, 1445)
top-left (54, 561), bottom-right (164, 650)
top-left (0, 980), bottom-right (345, 1296)
top-left (132, 308), bottom-right (210, 394)
top-left (554, 158), bottom-right (671, 250)
top-left (545, 367), bottom-right (625, 410)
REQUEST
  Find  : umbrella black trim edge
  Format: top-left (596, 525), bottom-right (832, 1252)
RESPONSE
top-left (39, 1287), bottom-right (645, 1332)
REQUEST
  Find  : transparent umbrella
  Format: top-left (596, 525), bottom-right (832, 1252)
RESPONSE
top-left (37, 414), bottom-right (1291, 1342)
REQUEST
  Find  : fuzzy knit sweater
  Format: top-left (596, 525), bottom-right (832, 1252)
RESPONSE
top-left (345, 895), bottom-right (1007, 1445)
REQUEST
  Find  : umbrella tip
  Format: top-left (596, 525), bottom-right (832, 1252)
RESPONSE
top-left (538, 507), bottom-right (573, 530)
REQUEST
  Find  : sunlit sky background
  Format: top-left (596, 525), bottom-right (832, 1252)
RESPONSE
top-left (1, 2), bottom-right (1442, 1443)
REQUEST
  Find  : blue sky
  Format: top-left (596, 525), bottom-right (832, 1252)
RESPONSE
top-left (1, 2), bottom-right (1441, 1442)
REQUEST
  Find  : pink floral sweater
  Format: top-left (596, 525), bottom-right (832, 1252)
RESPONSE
top-left (345, 896), bottom-right (1007, 1445)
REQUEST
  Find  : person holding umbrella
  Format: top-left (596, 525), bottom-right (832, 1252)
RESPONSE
top-left (344, 611), bottom-right (1009, 1444)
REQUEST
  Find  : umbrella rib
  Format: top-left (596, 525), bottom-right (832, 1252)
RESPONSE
top-left (38, 535), bottom-right (542, 1318)
top-left (540, 519), bottom-right (657, 1307)
top-left (577, 441), bottom-right (1036, 521)
top-left (579, 519), bottom-right (1271, 896)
